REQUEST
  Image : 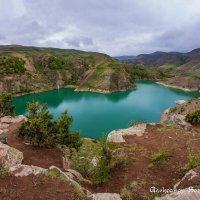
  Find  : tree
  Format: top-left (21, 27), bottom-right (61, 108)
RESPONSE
top-left (19, 102), bottom-right (82, 151)
top-left (0, 92), bottom-right (15, 117)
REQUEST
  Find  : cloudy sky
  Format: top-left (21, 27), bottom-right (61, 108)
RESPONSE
top-left (0, 0), bottom-right (200, 56)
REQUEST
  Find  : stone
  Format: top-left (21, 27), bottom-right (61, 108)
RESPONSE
top-left (175, 100), bottom-right (187, 105)
top-left (1, 116), bottom-right (13, 124)
top-left (0, 133), bottom-right (7, 144)
top-left (11, 115), bottom-right (27, 123)
top-left (91, 156), bottom-right (98, 167)
top-left (65, 169), bottom-right (83, 180)
top-left (155, 188), bottom-right (200, 200)
top-left (9, 164), bottom-right (47, 177)
top-left (107, 123), bottom-right (146, 143)
top-left (90, 193), bottom-right (122, 200)
top-left (0, 142), bottom-right (23, 170)
top-left (174, 169), bottom-right (198, 189)
top-left (62, 156), bottom-right (70, 170)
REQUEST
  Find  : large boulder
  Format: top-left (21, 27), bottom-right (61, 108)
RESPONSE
top-left (107, 123), bottom-right (146, 143)
top-left (89, 193), bottom-right (122, 200)
top-left (9, 164), bottom-right (47, 177)
top-left (0, 142), bottom-right (23, 170)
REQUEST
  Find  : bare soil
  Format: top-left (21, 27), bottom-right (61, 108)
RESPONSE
top-left (85, 124), bottom-right (200, 200)
top-left (6, 122), bottom-right (63, 169)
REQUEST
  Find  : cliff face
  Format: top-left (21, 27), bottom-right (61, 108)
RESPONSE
top-left (0, 45), bottom-right (135, 94)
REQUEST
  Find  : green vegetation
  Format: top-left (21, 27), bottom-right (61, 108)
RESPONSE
top-left (159, 64), bottom-right (177, 70)
top-left (0, 56), bottom-right (26, 74)
top-left (0, 92), bottom-right (15, 117)
top-left (92, 136), bottom-right (111, 185)
top-left (48, 56), bottom-right (65, 69)
top-left (170, 107), bottom-right (177, 113)
top-left (185, 110), bottom-right (200, 125)
top-left (149, 149), bottom-right (173, 168)
top-left (120, 187), bottom-right (132, 200)
top-left (0, 167), bottom-right (7, 176)
top-left (159, 71), bottom-right (175, 79)
top-left (18, 102), bottom-right (82, 152)
top-left (187, 150), bottom-right (199, 169)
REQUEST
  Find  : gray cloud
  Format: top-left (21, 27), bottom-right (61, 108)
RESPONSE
top-left (0, 0), bottom-right (200, 56)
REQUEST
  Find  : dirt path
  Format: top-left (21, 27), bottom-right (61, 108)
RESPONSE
top-left (6, 122), bottom-right (63, 169)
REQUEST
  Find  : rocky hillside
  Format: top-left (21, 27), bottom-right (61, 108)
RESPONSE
top-left (118, 49), bottom-right (200, 91)
top-left (0, 45), bottom-right (173, 95)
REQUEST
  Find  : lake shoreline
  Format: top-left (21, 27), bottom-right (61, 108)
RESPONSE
top-left (156, 81), bottom-right (200, 92)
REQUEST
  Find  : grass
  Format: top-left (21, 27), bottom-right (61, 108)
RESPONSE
top-left (187, 150), bottom-right (199, 169)
top-left (120, 187), bottom-right (132, 200)
top-left (149, 149), bottom-right (174, 168)
top-left (159, 64), bottom-right (177, 70)
top-left (0, 167), bottom-right (7, 176)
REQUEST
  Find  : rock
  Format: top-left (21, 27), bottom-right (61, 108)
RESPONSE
top-left (155, 188), bottom-right (200, 200)
top-left (174, 169), bottom-right (198, 189)
top-left (65, 169), bottom-right (83, 180)
top-left (11, 115), bottom-right (27, 123)
top-left (0, 142), bottom-right (23, 170)
top-left (1, 116), bottom-right (13, 124)
top-left (160, 109), bottom-right (190, 128)
top-left (91, 156), bottom-right (98, 167)
top-left (9, 164), bottom-right (47, 177)
top-left (0, 123), bottom-right (9, 129)
top-left (62, 156), bottom-right (70, 170)
top-left (89, 193), bottom-right (122, 200)
top-left (107, 123), bottom-right (146, 143)
top-left (175, 100), bottom-right (186, 105)
top-left (0, 133), bottom-right (7, 144)
top-left (0, 115), bottom-right (27, 124)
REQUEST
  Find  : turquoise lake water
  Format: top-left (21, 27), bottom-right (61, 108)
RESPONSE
top-left (13, 81), bottom-right (200, 139)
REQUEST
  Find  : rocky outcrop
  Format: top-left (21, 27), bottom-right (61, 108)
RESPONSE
top-left (0, 142), bottom-right (23, 170)
top-left (160, 108), bottom-right (190, 128)
top-left (107, 123), bottom-right (146, 143)
top-left (89, 193), bottom-right (122, 200)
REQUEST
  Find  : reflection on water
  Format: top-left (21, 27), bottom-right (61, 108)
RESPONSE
top-left (14, 81), bottom-right (200, 139)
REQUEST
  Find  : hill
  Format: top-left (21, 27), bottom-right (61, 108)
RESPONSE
top-left (117, 49), bottom-right (200, 91)
top-left (0, 45), bottom-right (137, 94)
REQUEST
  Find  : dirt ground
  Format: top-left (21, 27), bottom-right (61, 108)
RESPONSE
top-left (86, 124), bottom-right (200, 200)
top-left (6, 122), bottom-right (63, 169)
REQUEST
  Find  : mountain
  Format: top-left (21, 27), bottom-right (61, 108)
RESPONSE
top-left (118, 49), bottom-right (200, 91)
top-left (0, 45), bottom-right (137, 94)
top-left (114, 55), bottom-right (136, 61)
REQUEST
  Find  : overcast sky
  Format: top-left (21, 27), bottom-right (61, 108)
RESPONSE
top-left (0, 0), bottom-right (200, 56)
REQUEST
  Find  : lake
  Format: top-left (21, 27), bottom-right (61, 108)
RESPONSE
top-left (14, 81), bottom-right (200, 139)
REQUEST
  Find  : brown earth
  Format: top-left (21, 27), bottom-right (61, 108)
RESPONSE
top-left (0, 173), bottom-right (76, 200)
top-left (6, 122), bottom-right (63, 169)
top-left (85, 124), bottom-right (200, 200)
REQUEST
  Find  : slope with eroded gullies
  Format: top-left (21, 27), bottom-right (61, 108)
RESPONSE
top-left (0, 45), bottom-right (171, 95)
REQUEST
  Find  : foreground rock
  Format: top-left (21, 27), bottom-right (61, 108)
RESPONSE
top-left (0, 142), bottom-right (23, 170)
top-left (160, 108), bottom-right (190, 128)
top-left (107, 123), bottom-right (146, 143)
top-left (89, 193), bottom-right (122, 200)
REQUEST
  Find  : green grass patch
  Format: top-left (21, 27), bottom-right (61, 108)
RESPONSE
top-left (159, 64), bottom-right (177, 70)
top-left (149, 149), bottom-right (174, 168)
top-left (0, 167), bottom-right (7, 176)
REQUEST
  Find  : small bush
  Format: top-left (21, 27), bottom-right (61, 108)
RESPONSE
top-left (120, 187), bottom-right (132, 200)
top-left (149, 149), bottom-right (173, 168)
top-left (19, 102), bottom-right (82, 153)
top-left (170, 107), bottom-right (177, 113)
top-left (0, 92), bottom-right (15, 117)
top-left (0, 167), bottom-right (7, 176)
top-left (187, 150), bottom-right (199, 169)
top-left (185, 110), bottom-right (200, 125)
top-left (92, 136), bottom-right (111, 185)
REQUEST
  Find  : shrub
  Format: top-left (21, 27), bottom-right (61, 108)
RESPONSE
top-left (0, 167), bottom-right (7, 176)
top-left (185, 110), bottom-right (200, 125)
top-left (120, 187), bottom-right (132, 200)
top-left (0, 56), bottom-right (26, 74)
top-left (0, 92), bottom-right (15, 117)
top-left (92, 136), bottom-right (111, 185)
top-left (149, 149), bottom-right (173, 168)
top-left (187, 150), bottom-right (199, 169)
top-left (18, 102), bottom-right (82, 152)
